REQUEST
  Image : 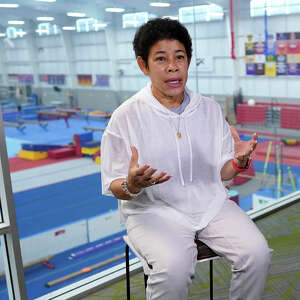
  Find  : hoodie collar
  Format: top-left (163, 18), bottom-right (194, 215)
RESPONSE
top-left (139, 82), bottom-right (201, 118)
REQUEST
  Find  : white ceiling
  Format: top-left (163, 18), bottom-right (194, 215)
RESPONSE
top-left (0, 0), bottom-right (232, 32)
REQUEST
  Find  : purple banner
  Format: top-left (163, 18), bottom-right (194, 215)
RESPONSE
top-left (276, 32), bottom-right (288, 40)
top-left (287, 63), bottom-right (300, 75)
top-left (246, 64), bottom-right (256, 75)
top-left (94, 74), bottom-right (110, 87)
top-left (276, 63), bottom-right (288, 75)
top-left (18, 74), bottom-right (34, 85)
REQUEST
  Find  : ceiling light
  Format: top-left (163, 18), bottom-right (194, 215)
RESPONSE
top-left (8, 20), bottom-right (25, 25)
top-left (93, 23), bottom-right (107, 28)
top-left (0, 4), bottom-right (19, 8)
top-left (67, 12), bottom-right (86, 17)
top-left (37, 17), bottom-right (54, 21)
top-left (105, 8), bottom-right (125, 13)
top-left (16, 31), bottom-right (27, 37)
top-left (35, 0), bottom-right (56, 2)
top-left (62, 26), bottom-right (76, 31)
top-left (35, 29), bottom-right (48, 33)
top-left (0, 33), bottom-right (6, 37)
top-left (150, 2), bottom-right (170, 7)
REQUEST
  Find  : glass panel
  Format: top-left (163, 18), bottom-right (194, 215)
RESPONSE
top-left (0, 0), bottom-right (300, 298)
top-left (0, 248), bottom-right (9, 300)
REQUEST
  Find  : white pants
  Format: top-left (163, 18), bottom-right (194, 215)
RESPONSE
top-left (126, 200), bottom-right (272, 300)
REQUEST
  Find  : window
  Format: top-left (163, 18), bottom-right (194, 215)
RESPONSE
top-left (250, 0), bottom-right (300, 17)
top-left (6, 27), bottom-right (26, 39)
top-left (76, 18), bottom-right (106, 32)
top-left (122, 12), bottom-right (156, 28)
top-left (179, 4), bottom-right (224, 24)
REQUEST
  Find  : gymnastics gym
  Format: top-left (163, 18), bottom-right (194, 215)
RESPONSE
top-left (0, 1), bottom-right (300, 299)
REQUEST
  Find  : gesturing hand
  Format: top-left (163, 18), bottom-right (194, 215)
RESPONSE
top-left (230, 127), bottom-right (258, 167)
top-left (127, 146), bottom-right (171, 194)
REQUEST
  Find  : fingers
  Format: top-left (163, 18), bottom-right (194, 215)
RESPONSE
top-left (129, 146), bottom-right (139, 168)
top-left (230, 126), bottom-right (240, 143)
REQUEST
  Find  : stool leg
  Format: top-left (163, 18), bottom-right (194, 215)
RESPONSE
top-left (144, 274), bottom-right (148, 288)
top-left (125, 244), bottom-right (130, 300)
top-left (209, 260), bottom-right (213, 300)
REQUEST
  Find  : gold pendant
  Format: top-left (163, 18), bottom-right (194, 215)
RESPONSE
top-left (177, 132), bottom-right (182, 138)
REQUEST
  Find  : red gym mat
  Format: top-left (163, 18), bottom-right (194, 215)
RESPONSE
top-left (9, 156), bottom-right (77, 173)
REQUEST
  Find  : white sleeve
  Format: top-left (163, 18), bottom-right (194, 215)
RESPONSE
top-left (220, 117), bottom-right (234, 169)
top-left (101, 128), bottom-right (129, 197)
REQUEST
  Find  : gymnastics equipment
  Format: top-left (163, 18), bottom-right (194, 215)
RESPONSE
top-left (47, 147), bottom-right (76, 159)
top-left (45, 253), bottom-right (125, 287)
top-left (68, 236), bottom-right (123, 260)
top-left (18, 149), bottom-right (48, 160)
top-left (124, 235), bottom-right (219, 300)
top-left (88, 110), bottom-right (112, 118)
top-left (83, 126), bottom-right (105, 132)
top-left (93, 149), bottom-right (101, 164)
top-left (263, 141), bottom-right (273, 176)
top-left (37, 110), bottom-right (75, 128)
top-left (0, 255), bottom-right (54, 277)
top-left (275, 144), bottom-right (282, 199)
top-left (3, 121), bottom-right (25, 131)
top-left (94, 156), bottom-right (101, 164)
top-left (287, 166), bottom-right (297, 192)
top-left (15, 118), bottom-right (48, 128)
top-left (81, 146), bottom-right (100, 156)
top-left (22, 143), bottom-right (63, 152)
top-left (73, 132), bottom-right (100, 157)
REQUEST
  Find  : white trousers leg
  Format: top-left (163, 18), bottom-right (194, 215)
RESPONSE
top-left (126, 200), bottom-right (272, 300)
top-left (197, 200), bottom-right (273, 300)
top-left (126, 211), bottom-right (197, 300)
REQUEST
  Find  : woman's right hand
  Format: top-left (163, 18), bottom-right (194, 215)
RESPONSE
top-left (127, 146), bottom-right (171, 194)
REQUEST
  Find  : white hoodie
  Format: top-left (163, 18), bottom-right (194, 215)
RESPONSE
top-left (101, 82), bottom-right (234, 230)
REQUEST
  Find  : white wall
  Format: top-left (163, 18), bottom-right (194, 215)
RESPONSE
top-left (0, 7), bottom-right (300, 105)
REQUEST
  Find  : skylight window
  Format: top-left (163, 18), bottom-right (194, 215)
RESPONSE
top-left (76, 18), bottom-right (106, 32)
top-left (250, 0), bottom-right (300, 17)
top-left (36, 23), bottom-right (59, 36)
top-left (179, 4), bottom-right (224, 24)
top-left (6, 26), bottom-right (26, 39)
top-left (122, 12), bottom-right (156, 28)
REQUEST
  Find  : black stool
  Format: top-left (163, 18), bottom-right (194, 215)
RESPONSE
top-left (124, 235), bottom-right (219, 300)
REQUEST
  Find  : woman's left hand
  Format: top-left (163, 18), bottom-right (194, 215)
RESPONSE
top-left (230, 126), bottom-right (258, 167)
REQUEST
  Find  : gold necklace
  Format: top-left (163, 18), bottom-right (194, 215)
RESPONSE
top-left (177, 117), bottom-right (181, 139)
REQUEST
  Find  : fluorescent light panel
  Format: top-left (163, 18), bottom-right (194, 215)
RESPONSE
top-left (105, 8), bottom-right (125, 12)
top-left (62, 26), bottom-right (76, 30)
top-left (0, 33), bottom-right (6, 37)
top-left (67, 12), bottom-right (86, 17)
top-left (0, 4), bottom-right (19, 8)
top-left (150, 2), bottom-right (170, 7)
top-left (93, 23), bottom-right (107, 28)
top-left (37, 17), bottom-right (54, 21)
top-left (35, 0), bottom-right (56, 2)
top-left (8, 20), bottom-right (25, 25)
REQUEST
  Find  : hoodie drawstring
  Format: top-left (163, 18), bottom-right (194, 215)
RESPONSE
top-left (184, 120), bottom-right (193, 182)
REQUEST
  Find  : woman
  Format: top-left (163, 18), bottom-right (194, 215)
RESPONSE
top-left (101, 18), bottom-right (272, 300)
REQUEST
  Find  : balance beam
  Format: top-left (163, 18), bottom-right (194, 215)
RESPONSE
top-left (0, 255), bottom-right (53, 277)
top-left (3, 121), bottom-right (25, 130)
top-left (37, 110), bottom-right (72, 128)
top-left (45, 253), bottom-right (125, 287)
top-left (15, 118), bottom-right (48, 128)
top-left (83, 126), bottom-right (105, 132)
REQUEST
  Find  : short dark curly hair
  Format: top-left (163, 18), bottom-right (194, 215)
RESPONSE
top-left (133, 18), bottom-right (192, 67)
